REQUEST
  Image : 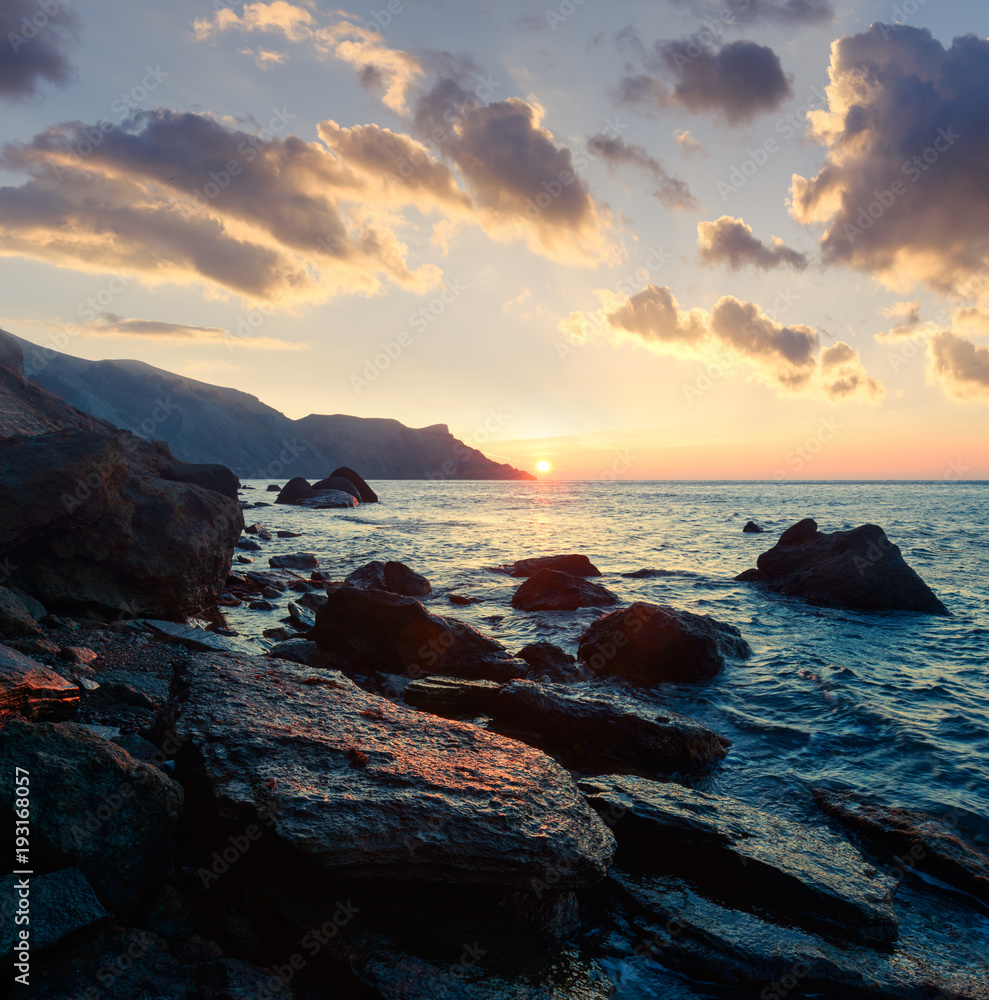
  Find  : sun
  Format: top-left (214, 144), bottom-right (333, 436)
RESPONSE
top-left (536, 460), bottom-right (551, 473)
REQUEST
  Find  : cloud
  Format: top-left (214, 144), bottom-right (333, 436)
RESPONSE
top-left (928, 330), bottom-right (989, 402)
top-left (673, 0), bottom-right (834, 27)
top-left (617, 38), bottom-right (793, 125)
top-left (875, 301), bottom-right (925, 343)
top-left (0, 0), bottom-right (79, 99)
top-left (238, 48), bottom-right (286, 69)
top-left (790, 25), bottom-right (989, 302)
top-left (673, 129), bottom-right (707, 157)
top-left (570, 283), bottom-right (884, 402)
top-left (588, 134), bottom-right (698, 209)
top-left (698, 216), bottom-right (807, 270)
top-left (88, 312), bottom-right (305, 349)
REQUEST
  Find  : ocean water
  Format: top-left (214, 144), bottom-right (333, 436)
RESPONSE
top-left (236, 479), bottom-right (989, 996)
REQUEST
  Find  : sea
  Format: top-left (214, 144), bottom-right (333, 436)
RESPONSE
top-left (236, 479), bottom-right (989, 997)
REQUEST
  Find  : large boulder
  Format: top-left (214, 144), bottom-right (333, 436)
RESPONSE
top-left (735, 518), bottom-right (948, 614)
top-left (310, 475), bottom-right (360, 500)
top-left (501, 554), bottom-right (601, 577)
top-left (0, 645), bottom-right (79, 721)
top-left (160, 461), bottom-right (240, 501)
top-left (577, 602), bottom-right (751, 684)
top-left (511, 569), bottom-right (617, 611)
top-left (329, 466), bottom-right (379, 503)
top-left (514, 642), bottom-right (582, 682)
top-left (0, 721), bottom-right (184, 918)
top-left (275, 476), bottom-right (359, 508)
top-left (309, 586), bottom-right (528, 681)
top-left (344, 560), bottom-right (432, 596)
top-left (173, 653), bottom-right (615, 889)
top-left (0, 429), bottom-right (243, 617)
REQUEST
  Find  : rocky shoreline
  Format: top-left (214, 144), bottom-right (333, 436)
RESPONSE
top-left (1, 341), bottom-right (987, 999)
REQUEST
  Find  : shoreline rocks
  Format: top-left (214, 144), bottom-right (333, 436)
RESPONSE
top-left (345, 560), bottom-right (432, 597)
top-left (500, 554), bottom-right (602, 578)
top-left (511, 569), bottom-right (617, 612)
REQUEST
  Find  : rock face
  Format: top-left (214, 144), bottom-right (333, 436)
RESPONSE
top-left (161, 461), bottom-right (240, 500)
top-left (274, 476), bottom-right (359, 508)
top-left (735, 518), bottom-right (948, 615)
top-left (580, 775), bottom-right (898, 946)
top-left (0, 721), bottom-right (184, 918)
top-left (330, 466), bottom-right (379, 503)
top-left (814, 789), bottom-right (989, 903)
top-left (309, 586), bottom-right (528, 681)
top-left (0, 429), bottom-right (243, 617)
top-left (0, 645), bottom-right (80, 721)
top-left (502, 554), bottom-right (602, 578)
top-left (511, 569), bottom-right (617, 612)
top-left (405, 677), bottom-right (731, 771)
top-left (174, 653), bottom-right (615, 888)
top-left (0, 585), bottom-right (40, 638)
top-left (577, 603), bottom-right (751, 684)
top-left (345, 560), bottom-right (432, 596)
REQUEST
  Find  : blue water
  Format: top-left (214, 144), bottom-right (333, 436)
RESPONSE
top-left (236, 479), bottom-right (989, 996)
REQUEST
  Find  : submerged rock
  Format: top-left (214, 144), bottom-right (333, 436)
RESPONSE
top-left (742, 521), bottom-right (764, 533)
top-left (308, 585), bottom-right (528, 681)
top-left (0, 644), bottom-right (79, 721)
top-left (173, 653), bottom-right (615, 889)
top-left (501, 554), bottom-right (602, 577)
top-left (345, 560), bottom-right (432, 596)
top-left (577, 602), bottom-right (751, 684)
top-left (735, 518), bottom-right (948, 614)
top-left (511, 569), bottom-right (617, 612)
top-left (580, 775), bottom-right (898, 946)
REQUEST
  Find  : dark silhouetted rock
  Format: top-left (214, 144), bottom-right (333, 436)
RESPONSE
top-left (0, 721), bottom-right (183, 918)
top-left (160, 461), bottom-right (239, 500)
top-left (0, 645), bottom-right (79, 721)
top-left (268, 638), bottom-right (322, 665)
top-left (287, 600), bottom-right (316, 628)
top-left (742, 521), bottom-right (764, 533)
top-left (0, 585), bottom-right (40, 638)
top-left (501, 554), bottom-right (602, 577)
top-left (275, 476), bottom-right (358, 508)
top-left (578, 602), bottom-right (751, 684)
top-left (174, 653), bottom-right (614, 888)
top-left (277, 529), bottom-right (301, 538)
top-left (580, 775), bottom-right (898, 946)
top-left (236, 538), bottom-right (262, 551)
top-left (735, 518), bottom-right (948, 614)
top-left (345, 560), bottom-right (432, 596)
top-left (243, 523), bottom-right (272, 540)
top-left (511, 569), bottom-right (617, 612)
top-left (269, 552), bottom-right (318, 570)
top-left (267, 483), bottom-right (281, 491)
top-left (310, 475), bottom-right (361, 500)
top-left (515, 642), bottom-right (581, 682)
top-left (814, 789), bottom-right (989, 904)
top-left (274, 477), bottom-right (311, 504)
top-left (309, 586), bottom-right (528, 682)
top-left (449, 593), bottom-right (480, 606)
top-left (329, 466), bottom-right (379, 503)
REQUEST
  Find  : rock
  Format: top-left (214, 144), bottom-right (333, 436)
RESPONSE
top-left (58, 645), bottom-right (98, 666)
top-left (248, 599), bottom-right (275, 611)
top-left (577, 602), bottom-right (751, 684)
top-left (125, 619), bottom-right (268, 657)
top-left (268, 638), bottom-right (322, 665)
top-left (4, 635), bottom-right (60, 657)
top-left (329, 465), bottom-right (379, 503)
top-left (735, 518), bottom-right (948, 614)
top-left (501, 554), bottom-right (602, 578)
top-left (407, 677), bottom-right (731, 771)
top-left (160, 461), bottom-right (240, 501)
top-left (814, 789), bottom-right (989, 903)
top-left (267, 483), bottom-right (281, 491)
top-left (309, 586), bottom-right (528, 682)
top-left (174, 653), bottom-right (615, 888)
top-left (236, 538), bottom-right (262, 551)
top-left (244, 523), bottom-right (272, 540)
top-left (287, 601), bottom-right (316, 628)
top-left (262, 626), bottom-right (296, 642)
top-left (310, 474), bottom-right (361, 500)
top-left (274, 476), bottom-right (311, 504)
top-left (0, 868), bottom-right (108, 959)
top-left (235, 555), bottom-right (254, 564)
top-left (252, 501), bottom-right (271, 507)
top-left (0, 721), bottom-right (183, 917)
top-left (580, 775), bottom-right (898, 945)
top-left (0, 584), bottom-right (40, 637)
top-left (0, 645), bottom-right (79, 720)
top-left (277, 529), bottom-right (302, 538)
top-left (0, 429), bottom-right (243, 618)
top-left (515, 642), bottom-right (582, 682)
top-left (742, 520), bottom-right (764, 533)
top-left (269, 552), bottom-right (318, 570)
top-left (262, 585), bottom-right (281, 599)
top-left (296, 591), bottom-right (328, 614)
top-left (345, 559), bottom-right (432, 596)
top-left (511, 569), bottom-right (617, 612)
top-left (275, 477), bottom-right (359, 508)
top-left (449, 594), bottom-right (480, 606)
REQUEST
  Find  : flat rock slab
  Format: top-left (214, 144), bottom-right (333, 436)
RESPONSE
top-left (0, 868), bottom-right (108, 959)
top-left (174, 653), bottom-right (614, 889)
top-left (127, 619), bottom-right (268, 657)
top-left (814, 789), bottom-right (989, 904)
top-left (0, 644), bottom-right (79, 721)
top-left (511, 570), bottom-right (617, 612)
top-left (580, 775), bottom-right (898, 945)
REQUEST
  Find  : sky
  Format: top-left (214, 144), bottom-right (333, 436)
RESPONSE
top-left (1, 0), bottom-right (988, 480)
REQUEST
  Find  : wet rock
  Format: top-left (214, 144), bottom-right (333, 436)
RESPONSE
top-left (814, 789), bottom-right (989, 903)
top-left (161, 461), bottom-right (240, 501)
top-left (511, 569), bottom-right (617, 612)
top-left (309, 586), bottom-right (528, 682)
top-left (329, 465), bottom-right (379, 503)
top-left (275, 477), bottom-right (358, 508)
top-left (248, 599), bottom-right (275, 611)
top-left (267, 483), bottom-right (281, 492)
top-left (578, 602), bottom-right (751, 684)
top-left (743, 521), bottom-right (764, 533)
top-left (274, 476), bottom-right (311, 504)
top-left (236, 538), bottom-right (262, 551)
top-left (125, 619), bottom-right (268, 657)
top-left (0, 585), bottom-right (40, 638)
top-left (287, 601), bottom-right (316, 628)
top-left (501, 554), bottom-right (602, 578)
top-left (277, 529), bottom-right (302, 537)
top-left (268, 638), bottom-right (322, 666)
top-left (58, 645), bottom-right (98, 666)
top-left (235, 555), bottom-right (254, 564)
top-left (0, 721), bottom-right (183, 917)
top-left (310, 474), bottom-right (361, 500)
top-left (0, 645), bottom-right (79, 721)
top-left (269, 552), bottom-right (318, 570)
top-left (295, 591), bottom-right (328, 614)
top-left (735, 518), bottom-right (948, 614)
top-left (345, 559), bottom-right (432, 596)
top-left (515, 642), bottom-right (582, 682)
top-left (0, 868), bottom-right (108, 959)
top-left (580, 775), bottom-right (898, 945)
top-left (449, 594), bottom-right (480, 606)
top-left (243, 523), bottom-right (272, 540)
top-left (174, 653), bottom-right (615, 888)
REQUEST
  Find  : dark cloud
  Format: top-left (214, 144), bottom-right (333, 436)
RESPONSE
top-left (0, 0), bottom-right (79, 99)
top-left (588, 134), bottom-right (697, 209)
top-left (673, 0), bottom-right (834, 27)
top-left (928, 331), bottom-right (989, 402)
top-left (617, 38), bottom-right (793, 125)
top-left (698, 216), bottom-right (807, 270)
top-left (94, 314), bottom-right (230, 339)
